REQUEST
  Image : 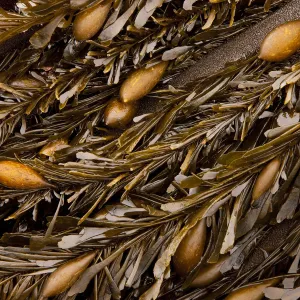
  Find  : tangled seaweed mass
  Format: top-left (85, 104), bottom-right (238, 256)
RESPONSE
top-left (0, 0), bottom-right (299, 299)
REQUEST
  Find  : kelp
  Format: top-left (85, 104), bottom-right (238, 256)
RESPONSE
top-left (0, 0), bottom-right (299, 299)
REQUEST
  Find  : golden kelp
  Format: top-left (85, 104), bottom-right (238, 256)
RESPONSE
top-left (190, 255), bottom-right (228, 288)
top-left (225, 278), bottom-right (280, 300)
top-left (252, 157), bottom-right (281, 203)
top-left (0, 161), bottom-right (51, 190)
top-left (173, 218), bottom-right (206, 276)
top-left (120, 61), bottom-right (168, 103)
top-left (41, 251), bottom-right (97, 297)
top-left (259, 20), bottom-right (300, 62)
top-left (104, 98), bottom-right (137, 128)
top-left (73, 1), bottom-right (111, 41)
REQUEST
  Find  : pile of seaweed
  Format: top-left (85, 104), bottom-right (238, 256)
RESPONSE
top-left (0, 0), bottom-right (299, 299)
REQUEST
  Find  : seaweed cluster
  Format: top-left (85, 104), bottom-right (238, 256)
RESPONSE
top-left (0, 0), bottom-right (299, 299)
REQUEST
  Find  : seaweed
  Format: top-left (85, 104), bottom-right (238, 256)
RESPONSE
top-left (0, 0), bottom-right (299, 299)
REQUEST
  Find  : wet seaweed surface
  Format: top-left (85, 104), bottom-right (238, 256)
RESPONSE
top-left (0, 0), bottom-right (299, 299)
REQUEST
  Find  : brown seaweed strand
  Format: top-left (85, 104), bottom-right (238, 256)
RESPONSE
top-left (170, 0), bottom-right (300, 87)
